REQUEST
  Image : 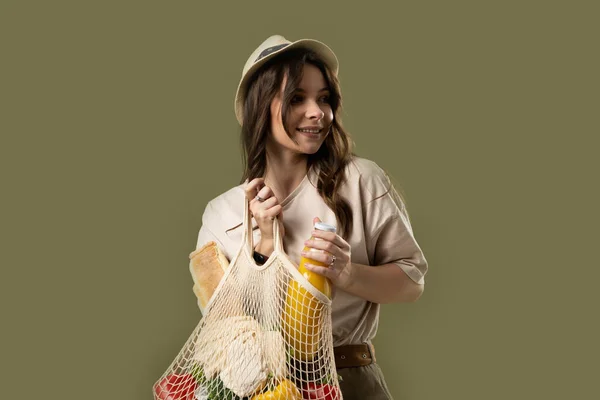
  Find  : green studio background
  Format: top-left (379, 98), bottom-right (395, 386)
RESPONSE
top-left (1, 1), bottom-right (598, 399)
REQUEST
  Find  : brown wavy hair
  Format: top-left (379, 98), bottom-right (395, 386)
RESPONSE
top-left (238, 47), bottom-right (406, 239)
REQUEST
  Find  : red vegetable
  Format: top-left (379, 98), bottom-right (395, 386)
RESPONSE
top-left (154, 374), bottom-right (197, 400)
top-left (301, 382), bottom-right (341, 400)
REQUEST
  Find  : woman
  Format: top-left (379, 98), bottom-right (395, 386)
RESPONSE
top-left (194, 35), bottom-right (428, 400)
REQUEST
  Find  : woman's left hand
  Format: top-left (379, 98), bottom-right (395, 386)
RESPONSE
top-left (302, 217), bottom-right (354, 291)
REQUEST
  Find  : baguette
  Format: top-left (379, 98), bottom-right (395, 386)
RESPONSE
top-left (189, 241), bottom-right (230, 313)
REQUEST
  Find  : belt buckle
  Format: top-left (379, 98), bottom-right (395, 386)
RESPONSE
top-left (366, 343), bottom-right (376, 363)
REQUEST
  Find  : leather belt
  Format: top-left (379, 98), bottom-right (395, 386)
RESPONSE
top-left (334, 343), bottom-right (376, 369)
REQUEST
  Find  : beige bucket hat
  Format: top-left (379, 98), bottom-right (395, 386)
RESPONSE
top-left (234, 34), bottom-right (339, 126)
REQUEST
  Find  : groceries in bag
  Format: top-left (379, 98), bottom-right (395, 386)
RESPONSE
top-left (189, 241), bottom-right (230, 313)
top-left (154, 196), bottom-right (343, 399)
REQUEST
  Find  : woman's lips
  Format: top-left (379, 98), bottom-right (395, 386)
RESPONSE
top-left (297, 128), bottom-right (322, 138)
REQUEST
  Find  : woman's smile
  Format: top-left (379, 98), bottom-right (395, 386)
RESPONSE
top-left (297, 127), bottom-right (323, 139)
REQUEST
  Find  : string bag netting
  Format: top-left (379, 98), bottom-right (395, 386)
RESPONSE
top-left (153, 196), bottom-right (343, 400)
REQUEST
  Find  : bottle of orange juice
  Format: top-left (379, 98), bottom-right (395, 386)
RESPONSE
top-left (297, 222), bottom-right (337, 299)
top-left (283, 221), bottom-right (337, 361)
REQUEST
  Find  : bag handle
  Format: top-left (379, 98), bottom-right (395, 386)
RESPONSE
top-left (243, 195), bottom-right (283, 256)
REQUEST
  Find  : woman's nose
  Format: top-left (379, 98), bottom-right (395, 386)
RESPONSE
top-left (306, 101), bottom-right (324, 120)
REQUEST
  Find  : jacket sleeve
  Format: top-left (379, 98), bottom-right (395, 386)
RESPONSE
top-left (195, 200), bottom-right (229, 260)
top-left (362, 162), bottom-right (428, 285)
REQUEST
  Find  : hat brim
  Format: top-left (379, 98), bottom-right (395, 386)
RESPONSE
top-left (234, 39), bottom-right (339, 126)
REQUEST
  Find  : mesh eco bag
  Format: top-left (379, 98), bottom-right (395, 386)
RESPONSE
top-left (153, 196), bottom-right (343, 400)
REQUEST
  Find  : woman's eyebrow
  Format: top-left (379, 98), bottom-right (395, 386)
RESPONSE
top-left (294, 87), bottom-right (330, 93)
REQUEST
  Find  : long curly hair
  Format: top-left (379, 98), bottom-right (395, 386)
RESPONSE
top-left (238, 47), bottom-right (405, 239)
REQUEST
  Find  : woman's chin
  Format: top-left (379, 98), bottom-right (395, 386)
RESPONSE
top-left (299, 144), bottom-right (322, 155)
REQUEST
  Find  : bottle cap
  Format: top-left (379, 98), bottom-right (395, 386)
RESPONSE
top-left (314, 222), bottom-right (336, 233)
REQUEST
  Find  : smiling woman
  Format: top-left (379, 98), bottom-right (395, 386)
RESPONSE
top-left (268, 64), bottom-right (334, 159)
top-left (187, 35), bottom-right (429, 400)
top-left (237, 42), bottom-right (353, 234)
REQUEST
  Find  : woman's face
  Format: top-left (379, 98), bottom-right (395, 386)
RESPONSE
top-left (268, 63), bottom-right (334, 156)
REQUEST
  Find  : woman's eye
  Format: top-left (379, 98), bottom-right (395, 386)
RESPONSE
top-left (291, 95), bottom-right (330, 104)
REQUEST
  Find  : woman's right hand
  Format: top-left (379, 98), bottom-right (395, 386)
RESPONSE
top-left (245, 178), bottom-right (285, 241)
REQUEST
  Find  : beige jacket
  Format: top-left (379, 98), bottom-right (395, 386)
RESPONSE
top-left (194, 156), bottom-right (428, 346)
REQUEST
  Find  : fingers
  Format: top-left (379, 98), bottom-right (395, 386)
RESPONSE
top-left (245, 177), bottom-right (265, 200)
top-left (254, 185), bottom-right (274, 202)
top-left (302, 264), bottom-right (334, 280)
top-left (246, 179), bottom-right (276, 204)
top-left (244, 178), bottom-right (285, 238)
top-left (309, 229), bottom-right (349, 250)
top-left (254, 202), bottom-right (282, 220)
top-left (301, 248), bottom-right (335, 265)
top-left (254, 195), bottom-right (278, 210)
top-left (304, 237), bottom-right (340, 255)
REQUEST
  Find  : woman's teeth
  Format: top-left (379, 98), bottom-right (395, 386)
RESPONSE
top-left (297, 128), bottom-right (321, 133)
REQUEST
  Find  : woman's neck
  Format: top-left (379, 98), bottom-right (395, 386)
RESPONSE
top-left (264, 151), bottom-right (309, 202)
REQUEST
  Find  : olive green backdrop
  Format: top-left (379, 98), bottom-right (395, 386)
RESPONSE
top-left (2, 1), bottom-right (598, 399)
